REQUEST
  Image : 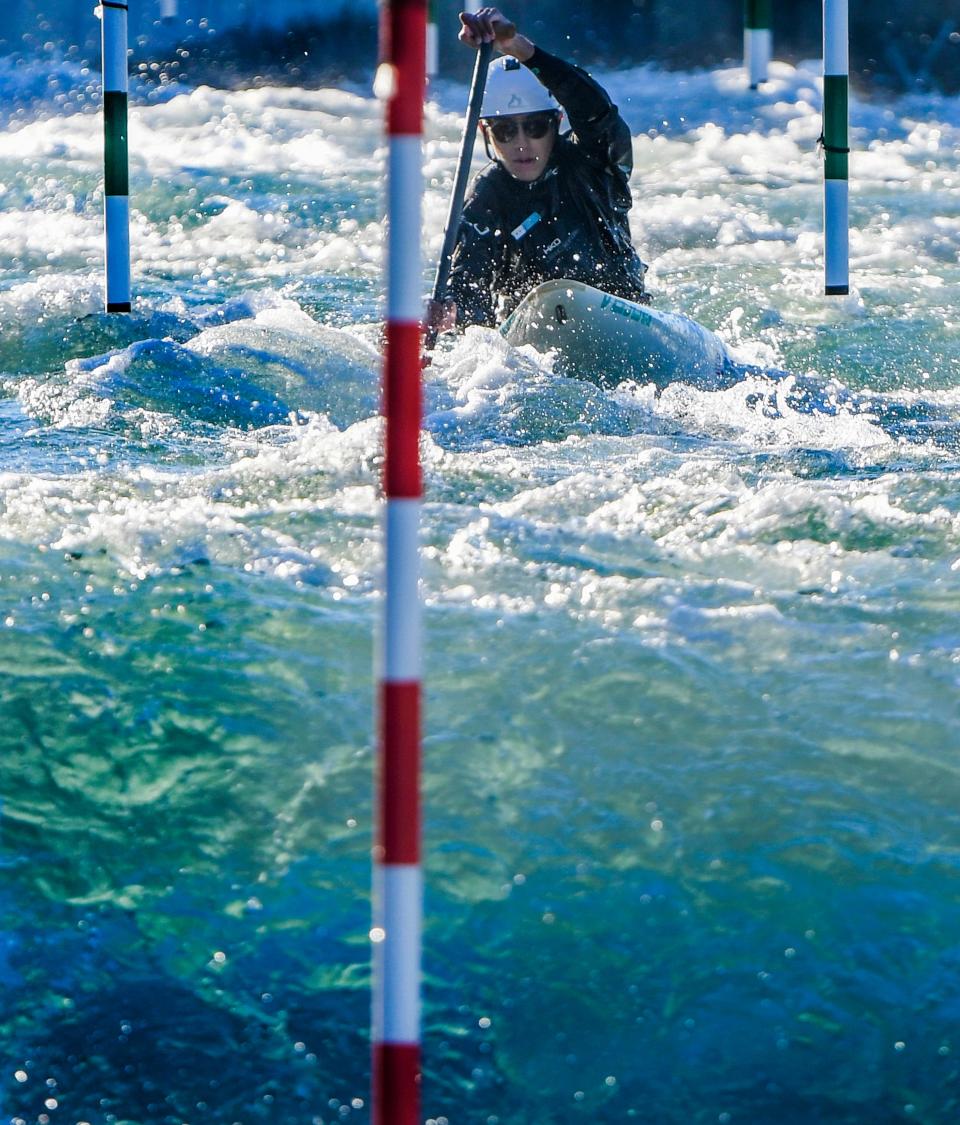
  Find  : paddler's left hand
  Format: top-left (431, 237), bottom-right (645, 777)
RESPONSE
top-left (458, 8), bottom-right (534, 62)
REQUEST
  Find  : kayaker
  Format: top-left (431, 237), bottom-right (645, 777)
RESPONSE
top-left (427, 6), bottom-right (649, 336)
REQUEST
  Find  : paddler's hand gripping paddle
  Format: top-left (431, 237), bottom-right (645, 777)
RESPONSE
top-left (422, 36), bottom-right (501, 360)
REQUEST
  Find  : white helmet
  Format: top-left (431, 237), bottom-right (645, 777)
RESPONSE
top-left (480, 56), bottom-right (560, 118)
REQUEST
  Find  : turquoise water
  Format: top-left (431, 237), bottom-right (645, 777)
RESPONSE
top-left (2, 57), bottom-right (960, 1123)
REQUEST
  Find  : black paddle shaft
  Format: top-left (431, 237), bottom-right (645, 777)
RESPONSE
top-left (424, 40), bottom-right (493, 351)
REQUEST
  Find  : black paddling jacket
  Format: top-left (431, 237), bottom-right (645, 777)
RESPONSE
top-left (446, 47), bottom-right (648, 328)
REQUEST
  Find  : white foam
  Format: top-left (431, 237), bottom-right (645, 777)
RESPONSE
top-left (2, 57), bottom-right (960, 620)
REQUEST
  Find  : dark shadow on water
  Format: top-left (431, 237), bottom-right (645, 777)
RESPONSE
top-left (2, 973), bottom-right (369, 1123)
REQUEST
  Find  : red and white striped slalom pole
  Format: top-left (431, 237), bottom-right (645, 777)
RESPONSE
top-left (373, 1), bottom-right (426, 1124)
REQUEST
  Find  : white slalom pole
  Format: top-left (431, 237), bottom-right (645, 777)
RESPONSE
top-left (823, 0), bottom-right (849, 295)
top-left (744, 0), bottom-right (771, 89)
top-left (100, 0), bottom-right (131, 313)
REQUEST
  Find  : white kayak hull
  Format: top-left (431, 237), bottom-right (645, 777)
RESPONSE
top-left (500, 278), bottom-right (730, 388)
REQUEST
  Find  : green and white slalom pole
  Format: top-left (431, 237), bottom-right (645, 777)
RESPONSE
top-left (426, 0), bottom-right (438, 76)
top-left (822, 0), bottom-right (849, 295)
top-left (100, 0), bottom-right (131, 313)
top-left (744, 0), bottom-right (772, 89)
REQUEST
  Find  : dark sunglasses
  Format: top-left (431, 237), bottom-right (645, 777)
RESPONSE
top-left (486, 113), bottom-right (557, 144)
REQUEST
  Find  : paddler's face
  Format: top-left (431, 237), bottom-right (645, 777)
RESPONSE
top-left (482, 112), bottom-right (559, 183)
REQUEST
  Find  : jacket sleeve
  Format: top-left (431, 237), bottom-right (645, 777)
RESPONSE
top-left (523, 47), bottom-right (633, 181)
top-left (445, 183), bottom-right (501, 329)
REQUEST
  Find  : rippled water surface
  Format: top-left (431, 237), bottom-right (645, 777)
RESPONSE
top-left (2, 55), bottom-right (960, 1124)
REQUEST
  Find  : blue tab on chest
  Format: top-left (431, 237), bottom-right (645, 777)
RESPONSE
top-left (511, 211), bottom-right (541, 241)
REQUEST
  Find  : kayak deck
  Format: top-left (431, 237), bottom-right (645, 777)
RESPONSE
top-left (500, 278), bottom-right (730, 388)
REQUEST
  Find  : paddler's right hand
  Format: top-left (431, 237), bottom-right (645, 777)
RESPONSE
top-left (459, 9), bottom-right (532, 62)
top-left (425, 298), bottom-right (457, 338)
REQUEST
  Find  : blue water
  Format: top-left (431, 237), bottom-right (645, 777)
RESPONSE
top-left (2, 55), bottom-right (960, 1124)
